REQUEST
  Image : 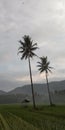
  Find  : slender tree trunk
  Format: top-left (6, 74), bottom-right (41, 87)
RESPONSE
top-left (46, 72), bottom-right (52, 106)
top-left (28, 57), bottom-right (36, 109)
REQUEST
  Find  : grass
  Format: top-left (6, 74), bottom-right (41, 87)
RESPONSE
top-left (0, 104), bottom-right (65, 130)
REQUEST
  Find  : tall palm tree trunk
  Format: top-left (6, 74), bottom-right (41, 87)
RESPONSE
top-left (28, 57), bottom-right (36, 109)
top-left (46, 72), bottom-right (52, 106)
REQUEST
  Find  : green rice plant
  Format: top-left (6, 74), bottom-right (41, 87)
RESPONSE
top-left (0, 113), bottom-right (10, 130)
top-left (0, 118), bottom-right (5, 130)
top-left (0, 105), bottom-right (65, 130)
top-left (6, 106), bottom-right (65, 130)
top-left (2, 112), bottom-right (39, 130)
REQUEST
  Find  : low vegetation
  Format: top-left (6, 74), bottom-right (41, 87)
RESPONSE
top-left (0, 104), bottom-right (65, 130)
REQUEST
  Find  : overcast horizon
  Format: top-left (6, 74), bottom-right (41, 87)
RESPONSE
top-left (0, 0), bottom-right (65, 91)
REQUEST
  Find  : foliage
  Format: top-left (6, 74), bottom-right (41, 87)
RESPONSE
top-left (37, 56), bottom-right (52, 74)
top-left (18, 35), bottom-right (38, 59)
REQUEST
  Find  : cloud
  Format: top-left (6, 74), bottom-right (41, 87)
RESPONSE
top-left (0, 0), bottom-right (65, 91)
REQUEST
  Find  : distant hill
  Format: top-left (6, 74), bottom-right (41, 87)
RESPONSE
top-left (0, 90), bottom-right (6, 95)
top-left (7, 80), bottom-right (65, 95)
top-left (0, 80), bottom-right (65, 104)
top-left (8, 84), bottom-right (47, 95)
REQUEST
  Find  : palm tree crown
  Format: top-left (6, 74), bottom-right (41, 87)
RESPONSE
top-left (37, 56), bottom-right (52, 74)
top-left (18, 35), bottom-right (38, 59)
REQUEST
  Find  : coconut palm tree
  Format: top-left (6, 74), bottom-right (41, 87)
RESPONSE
top-left (37, 56), bottom-right (53, 106)
top-left (18, 35), bottom-right (38, 108)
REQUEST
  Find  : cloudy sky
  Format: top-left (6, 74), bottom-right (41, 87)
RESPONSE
top-left (0, 0), bottom-right (65, 91)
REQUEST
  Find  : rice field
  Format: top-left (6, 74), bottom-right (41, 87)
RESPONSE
top-left (0, 104), bottom-right (65, 130)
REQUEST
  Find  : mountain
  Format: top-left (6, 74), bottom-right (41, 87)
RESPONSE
top-left (8, 84), bottom-right (47, 95)
top-left (0, 90), bottom-right (6, 95)
top-left (0, 80), bottom-right (65, 104)
top-left (7, 80), bottom-right (65, 95)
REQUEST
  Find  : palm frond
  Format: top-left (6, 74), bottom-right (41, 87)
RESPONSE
top-left (19, 40), bottom-right (24, 45)
top-left (21, 52), bottom-right (26, 60)
top-left (48, 68), bottom-right (52, 73)
top-left (40, 69), bottom-right (44, 73)
top-left (18, 47), bottom-right (23, 50)
top-left (18, 35), bottom-right (38, 60)
top-left (31, 47), bottom-right (38, 51)
top-left (37, 65), bottom-right (42, 67)
top-left (17, 51), bottom-right (24, 55)
top-left (37, 56), bottom-right (53, 74)
top-left (49, 66), bottom-right (54, 69)
top-left (32, 43), bottom-right (38, 47)
top-left (30, 52), bottom-right (37, 57)
top-left (37, 62), bottom-right (42, 65)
